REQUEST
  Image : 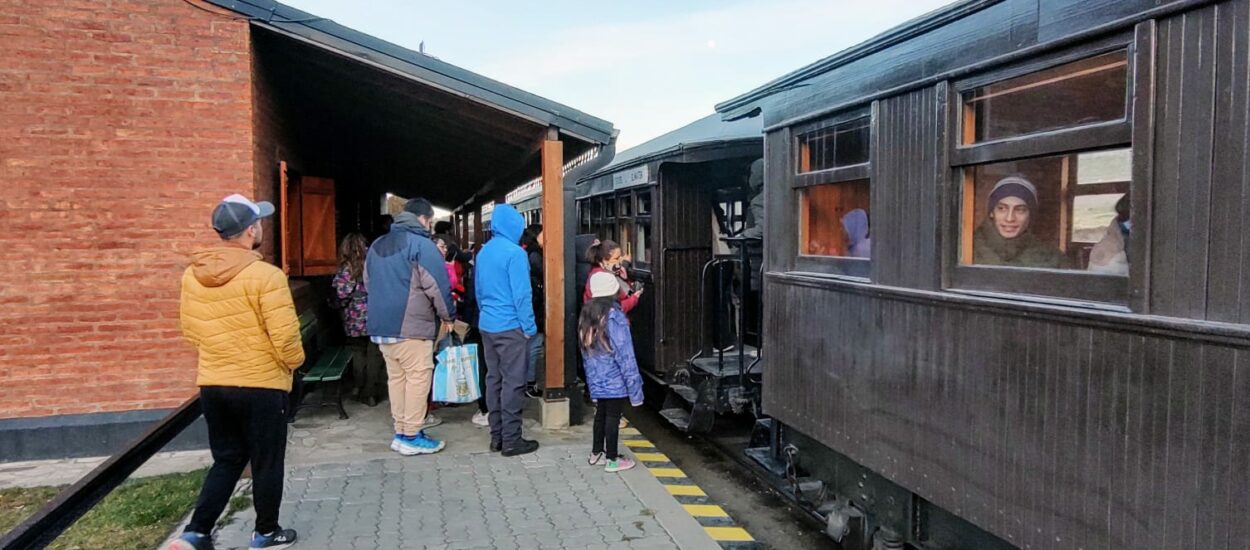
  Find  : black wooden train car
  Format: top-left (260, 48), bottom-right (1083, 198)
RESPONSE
top-left (566, 114), bottom-right (763, 381)
top-left (717, 0), bottom-right (1250, 548)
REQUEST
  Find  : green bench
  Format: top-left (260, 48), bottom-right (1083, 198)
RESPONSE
top-left (289, 311), bottom-right (352, 420)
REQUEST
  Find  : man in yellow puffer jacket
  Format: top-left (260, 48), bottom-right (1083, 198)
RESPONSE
top-left (173, 194), bottom-right (304, 550)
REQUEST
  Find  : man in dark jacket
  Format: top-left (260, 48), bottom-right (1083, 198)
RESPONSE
top-left (366, 198), bottom-right (455, 456)
top-left (475, 204), bottom-right (539, 457)
top-left (521, 224), bottom-right (544, 398)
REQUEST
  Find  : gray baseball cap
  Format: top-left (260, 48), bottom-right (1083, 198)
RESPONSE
top-left (211, 193), bottom-right (275, 239)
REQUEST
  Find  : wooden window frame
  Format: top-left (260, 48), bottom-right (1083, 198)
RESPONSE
top-left (631, 188), bottom-right (654, 271)
top-left (942, 30), bottom-right (1147, 306)
top-left (791, 106), bottom-right (875, 280)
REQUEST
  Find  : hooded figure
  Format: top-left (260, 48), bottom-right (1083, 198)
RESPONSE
top-left (1088, 194), bottom-right (1130, 275)
top-left (475, 204), bottom-right (537, 336)
top-left (474, 203), bottom-right (540, 456)
top-left (575, 233), bottom-right (600, 307)
top-left (841, 208), bottom-right (871, 259)
top-left (740, 158), bottom-right (766, 240)
top-left (973, 176), bottom-right (1065, 268)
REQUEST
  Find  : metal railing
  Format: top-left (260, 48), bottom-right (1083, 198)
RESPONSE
top-left (0, 398), bottom-right (202, 550)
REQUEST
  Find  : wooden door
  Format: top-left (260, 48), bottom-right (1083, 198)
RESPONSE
top-left (280, 162), bottom-right (337, 277)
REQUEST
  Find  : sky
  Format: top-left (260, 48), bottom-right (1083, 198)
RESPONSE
top-left (281, 0), bottom-right (955, 150)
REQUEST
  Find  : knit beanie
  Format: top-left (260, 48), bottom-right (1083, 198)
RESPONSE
top-left (589, 271), bottom-right (620, 298)
top-left (988, 176), bottom-right (1039, 214)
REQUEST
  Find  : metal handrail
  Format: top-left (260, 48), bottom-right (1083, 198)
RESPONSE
top-left (0, 397), bottom-right (203, 550)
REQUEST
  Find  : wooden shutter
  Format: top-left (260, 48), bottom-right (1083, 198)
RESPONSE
top-left (280, 162), bottom-right (337, 277)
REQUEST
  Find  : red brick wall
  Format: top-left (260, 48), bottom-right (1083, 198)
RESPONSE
top-left (0, 0), bottom-right (256, 418)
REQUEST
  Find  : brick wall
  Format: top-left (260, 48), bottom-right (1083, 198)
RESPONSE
top-left (0, 0), bottom-right (256, 418)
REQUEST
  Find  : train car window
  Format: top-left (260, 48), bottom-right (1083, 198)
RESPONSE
top-left (951, 46), bottom-right (1134, 304)
top-left (799, 179), bottom-right (871, 257)
top-left (619, 194), bottom-right (632, 217)
top-left (961, 50), bottom-right (1128, 145)
top-left (637, 191), bottom-right (651, 216)
top-left (604, 196), bottom-right (616, 219)
top-left (635, 221), bottom-right (650, 265)
top-left (960, 148), bottom-right (1129, 271)
top-left (797, 116), bottom-right (870, 173)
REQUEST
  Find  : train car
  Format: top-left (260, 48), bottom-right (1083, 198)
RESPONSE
top-left (715, 0), bottom-right (1250, 548)
top-left (574, 114), bottom-right (763, 401)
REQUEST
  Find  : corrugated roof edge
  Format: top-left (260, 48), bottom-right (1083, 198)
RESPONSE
top-left (207, 0), bottom-right (615, 144)
top-left (714, 0), bottom-right (1004, 119)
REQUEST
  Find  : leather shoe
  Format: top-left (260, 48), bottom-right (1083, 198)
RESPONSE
top-left (501, 439), bottom-right (539, 457)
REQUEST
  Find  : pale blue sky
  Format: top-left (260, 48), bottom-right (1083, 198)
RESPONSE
top-left (283, 0), bottom-right (955, 149)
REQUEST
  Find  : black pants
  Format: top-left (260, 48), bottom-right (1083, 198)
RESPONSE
top-left (346, 337), bottom-right (386, 401)
top-left (482, 329), bottom-right (529, 446)
top-left (186, 386), bottom-right (288, 536)
top-left (592, 398), bottom-right (628, 459)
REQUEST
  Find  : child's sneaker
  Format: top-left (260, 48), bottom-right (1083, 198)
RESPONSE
top-left (422, 413), bottom-right (443, 428)
top-left (391, 432), bottom-right (445, 455)
top-left (587, 451), bottom-right (606, 466)
top-left (250, 527), bottom-right (297, 548)
top-left (169, 532), bottom-right (214, 550)
top-left (604, 457), bottom-right (636, 473)
top-left (471, 411), bottom-right (489, 427)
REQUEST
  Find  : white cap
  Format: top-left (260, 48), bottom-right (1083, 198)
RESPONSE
top-left (589, 271), bottom-right (620, 298)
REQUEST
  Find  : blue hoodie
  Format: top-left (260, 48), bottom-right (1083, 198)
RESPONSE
top-left (475, 204), bottom-right (537, 336)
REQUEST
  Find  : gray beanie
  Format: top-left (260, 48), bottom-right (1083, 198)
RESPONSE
top-left (988, 176), bottom-right (1038, 214)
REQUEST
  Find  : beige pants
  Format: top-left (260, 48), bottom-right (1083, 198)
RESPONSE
top-left (379, 339), bottom-right (435, 436)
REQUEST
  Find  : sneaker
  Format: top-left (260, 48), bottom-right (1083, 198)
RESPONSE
top-left (587, 451), bottom-right (606, 466)
top-left (391, 432), bottom-right (445, 456)
top-left (250, 528), bottom-right (297, 548)
top-left (619, 417), bottom-right (630, 429)
top-left (169, 532), bottom-right (214, 550)
top-left (501, 438), bottom-right (540, 457)
top-left (422, 413), bottom-right (443, 429)
top-left (604, 457), bottom-right (636, 473)
top-left (525, 384), bottom-right (543, 398)
top-left (471, 411), bottom-right (489, 427)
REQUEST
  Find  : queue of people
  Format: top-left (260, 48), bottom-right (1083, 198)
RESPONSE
top-left (174, 194), bottom-right (647, 550)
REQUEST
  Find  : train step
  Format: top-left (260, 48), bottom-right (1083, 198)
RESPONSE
top-left (659, 407), bottom-right (691, 431)
top-left (670, 384), bottom-right (698, 404)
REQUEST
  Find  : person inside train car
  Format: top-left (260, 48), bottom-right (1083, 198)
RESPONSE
top-left (583, 240), bottom-right (641, 315)
top-left (1087, 194), bottom-right (1131, 276)
top-left (973, 175), bottom-right (1065, 268)
top-left (842, 208), bottom-right (871, 259)
top-left (738, 158), bottom-right (766, 288)
top-left (519, 224), bottom-right (545, 398)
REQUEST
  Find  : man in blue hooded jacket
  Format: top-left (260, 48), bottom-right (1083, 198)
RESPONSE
top-left (365, 198), bottom-right (455, 456)
top-left (475, 203), bottom-right (540, 456)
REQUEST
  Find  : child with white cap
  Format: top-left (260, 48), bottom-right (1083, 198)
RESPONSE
top-left (579, 272), bottom-right (645, 472)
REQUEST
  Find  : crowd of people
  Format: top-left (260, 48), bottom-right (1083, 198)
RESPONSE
top-left (172, 194), bottom-right (647, 550)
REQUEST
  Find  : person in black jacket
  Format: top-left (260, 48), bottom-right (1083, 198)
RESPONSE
top-left (521, 224), bottom-right (545, 398)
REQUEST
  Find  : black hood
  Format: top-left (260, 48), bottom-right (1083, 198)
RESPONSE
top-left (575, 234), bottom-right (598, 265)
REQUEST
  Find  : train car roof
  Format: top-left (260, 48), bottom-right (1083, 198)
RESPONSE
top-left (207, 0), bottom-right (615, 145)
top-left (585, 113), bottom-right (762, 178)
top-left (715, 0), bottom-right (1164, 129)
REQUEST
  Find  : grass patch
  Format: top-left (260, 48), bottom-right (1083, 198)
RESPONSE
top-left (0, 469), bottom-right (207, 550)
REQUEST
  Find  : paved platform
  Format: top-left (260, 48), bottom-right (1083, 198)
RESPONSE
top-left (209, 395), bottom-right (722, 550)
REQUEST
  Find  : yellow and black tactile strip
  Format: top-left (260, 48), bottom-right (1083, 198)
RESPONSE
top-left (621, 428), bottom-right (763, 549)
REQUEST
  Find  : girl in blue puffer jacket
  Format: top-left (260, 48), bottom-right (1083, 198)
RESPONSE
top-left (579, 272), bottom-right (644, 473)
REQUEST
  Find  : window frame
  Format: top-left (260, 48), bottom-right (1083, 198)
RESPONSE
top-left (632, 188), bottom-right (654, 271)
top-left (942, 30), bottom-right (1145, 306)
top-left (791, 106), bottom-right (874, 279)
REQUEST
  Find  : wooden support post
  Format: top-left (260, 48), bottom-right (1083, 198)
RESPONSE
top-left (542, 126), bottom-right (572, 427)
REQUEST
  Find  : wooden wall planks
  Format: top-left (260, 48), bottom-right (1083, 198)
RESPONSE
top-left (763, 275), bottom-right (1250, 548)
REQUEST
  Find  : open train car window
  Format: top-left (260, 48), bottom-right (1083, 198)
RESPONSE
top-left (951, 47), bottom-right (1133, 304)
top-left (792, 110), bottom-right (872, 278)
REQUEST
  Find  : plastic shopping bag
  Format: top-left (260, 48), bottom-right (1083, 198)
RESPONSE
top-left (432, 337), bottom-right (481, 404)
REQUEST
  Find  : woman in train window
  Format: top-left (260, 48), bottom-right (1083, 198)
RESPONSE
top-left (973, 176), bottom-right (1065, 268)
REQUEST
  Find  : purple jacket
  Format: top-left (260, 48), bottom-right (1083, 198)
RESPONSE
top-left (581, 306), bottom-right (645, 404)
